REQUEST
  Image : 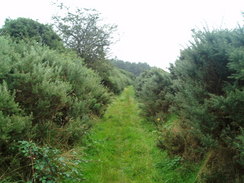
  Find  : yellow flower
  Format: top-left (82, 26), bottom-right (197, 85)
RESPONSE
top-left (157, 118), bottom-right (160, 121)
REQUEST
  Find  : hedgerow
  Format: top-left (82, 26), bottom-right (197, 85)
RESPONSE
top-left (135, 27), bottom-right (244, 182)
top-left (0, 36), bottom-right (110, 181)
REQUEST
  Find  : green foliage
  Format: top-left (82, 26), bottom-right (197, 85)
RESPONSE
top-left (170, 28), bottom-right (244, 181)
top-left (135, 68), bottom-right (172, 119)
top-left (233, 129), bottom-right (244, 167)
top-left (107, 68), bottom-right (133, 94)
top-left (88, 60), bottom-right (133, 94)
top-left (52, 5), bottom-right (131, 94)
top-left (0, 82), bottom-right (32, 181)
top-left (0, 36), bottom-right (110, 182)
top-left (170, 27), bottom-right (244, 148)
top-left (156, 152), bottom-right (198, 183)
top-left (135, 26), bottom-right (244, 182)
top-left (110, 59), bottom-right (151, 76)
top-left (52, 6), bottom-right (117, 62)
top-left (14, 140), bottom-right (82, 183)
top-left (228, 47), bottom-right (244, 81)
top-left (0, 18), bottom-right (64, 50)
top-left (0, 81), bottom-right (31, 145)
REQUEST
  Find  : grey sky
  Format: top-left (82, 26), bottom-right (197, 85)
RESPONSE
top-left (0, 0), bottom-right (243, 69)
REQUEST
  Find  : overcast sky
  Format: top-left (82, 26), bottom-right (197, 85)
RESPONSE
top-left (0, 0), bottom-right (243, 69)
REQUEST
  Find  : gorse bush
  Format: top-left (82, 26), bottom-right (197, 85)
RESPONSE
top-left (135, 68), bottom-right (172, 120)
top-left (87, 60), bottom-right (133, 94)
top-left (0, 36), bottom-right (110, 181)
top-left (135, 27), bottom-right (244, 182)
top-left (110, 59), bottom-right (151, 76)
top-left (0, 82), bottom-right (32, 168)
top-left (170, 28), bottom-right (244, 175)
top-left (0, 14), bottom-right (130, 182)
top-left (0, 17), bottom-right (64, 50)
top-left (106, 67), bottom-right (133, 94)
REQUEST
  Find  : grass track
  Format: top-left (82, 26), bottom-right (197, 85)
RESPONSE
top-left (80, 87), bottom-right (164, 183)
top-left (77, 87), bottom-right (197, 183)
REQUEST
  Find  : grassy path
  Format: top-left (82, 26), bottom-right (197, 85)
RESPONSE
top-left (80, 87), bottom-right (164, 183)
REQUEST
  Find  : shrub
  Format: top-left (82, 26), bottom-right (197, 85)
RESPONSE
top-left (110, 59), bottom-right (151, 76)
top-left (0, 36), bottom-right (110, 181)
top-left (135, 68), bottom-right (173, 120)
top-left (0, 82), bottom-right (32, 179)
top-left (136, 27), bottom-right (244, 182)
top-left (168, 27), bottom-right (244, 182)
top-left (88, 60), bottom-right (133, 94)
top-left (13, 140), bottom-right (82, 182)
top-left (0, 18), bottom-right (64, 50)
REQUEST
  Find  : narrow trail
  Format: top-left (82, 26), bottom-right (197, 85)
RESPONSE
top-left (80, 87), bottom-right (164, 183)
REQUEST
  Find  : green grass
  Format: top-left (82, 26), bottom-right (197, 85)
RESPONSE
top-left (71, 87), bottom-right (198, 183)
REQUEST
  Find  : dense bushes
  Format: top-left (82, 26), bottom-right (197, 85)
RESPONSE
top-left (0, 36), bottom-right (110, 181)
top-left (87, 60), bottom-right (133, 94)
top-left (0, 13), bottom-right (131, 181)
top-left (110, 59), bottom-right (151, 76)
top-left (0, 18), bottom-right (64, 50)
top-left (135, 27), bottom-right (244, 182)
top-left (106, 67), bottom-right (133, 94)
top-left (0, 82), bottom-right (32, 168)
top-left (135, 68), bottom-right (172, 119)
top-left (0, 17), bottom-right (132, 95)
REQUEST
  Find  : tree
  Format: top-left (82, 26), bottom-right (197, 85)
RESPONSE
top-left (0, 18), bottom-right (63, 50)
top-left (52, 6), bottom-right (117, 63)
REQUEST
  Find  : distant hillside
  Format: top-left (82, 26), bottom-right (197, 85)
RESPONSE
top-left (110, 59), bottom-right (151, 76)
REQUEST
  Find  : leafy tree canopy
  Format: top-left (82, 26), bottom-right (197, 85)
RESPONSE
top-left (53, 5), bottom-right (117, 63)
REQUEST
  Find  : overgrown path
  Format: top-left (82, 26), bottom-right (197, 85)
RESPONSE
top-left (80, 87), bottom-right (164, 183)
